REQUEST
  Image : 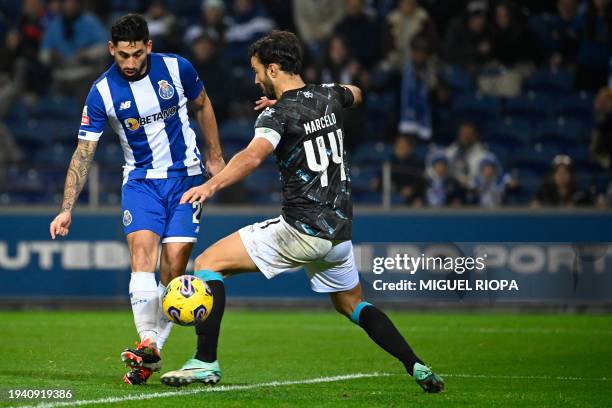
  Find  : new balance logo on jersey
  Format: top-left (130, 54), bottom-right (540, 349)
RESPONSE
top-left (119, 101), bottom-right (132, 110)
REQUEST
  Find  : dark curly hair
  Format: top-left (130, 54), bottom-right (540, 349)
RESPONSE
top-left (111, 14), bottom-right (149, 45)
top-left (248, 31), bottom-right (303, 74)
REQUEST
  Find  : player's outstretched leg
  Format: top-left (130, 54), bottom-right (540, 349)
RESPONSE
top-left (161, 231), bottom-right (256, 386)
top-left (161, 269), bottom-right (225, 387)
top-left (330, 284), bottom-right (444, 393)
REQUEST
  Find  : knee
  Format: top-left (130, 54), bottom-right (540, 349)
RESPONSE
top-left (333, 296), bottom-right (362, 318)
top-left (194, 249), bottom-right (223, 272)
top-left (131, 247), bottom-right (157, 271)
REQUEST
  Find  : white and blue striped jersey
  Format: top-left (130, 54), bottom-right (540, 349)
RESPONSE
top-left (78, 53), bottom-right (205, 182)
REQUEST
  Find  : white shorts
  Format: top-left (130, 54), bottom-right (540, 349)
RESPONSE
top-left (238, 216), bottom-right (360, 293)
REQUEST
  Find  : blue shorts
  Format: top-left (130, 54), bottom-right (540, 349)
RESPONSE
top-left (121, 175), bottom-right (204, 243)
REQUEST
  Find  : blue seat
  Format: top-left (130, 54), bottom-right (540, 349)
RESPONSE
top-left (97, 143), bottom-right (124, 166)
top-left (350, 165), bottom-right (380, 192)
top-left (551, 92), bottom-right (594, 124)
top-left (504, 92), bottom-right (553, 124)
top-left (525, 68), bottom-right (574, 96)
top-left (440, 65), bottom-right (473, 96)
top-left (353, 191), bottom-right (383, 204)
top-left (533, 117), bottom-right (588, 145)
top-left (219, 119), bottom-right (252, 142)
top-left (243, 166), bottom-right (280, 192)
top-left (352, 142), bottom-right (392, 165)
top-left (32, 94), bottom-right (80, 119)
top-left (482, 117), bottom-right (531, 147)
top-left (509, 146), bottom-right (555, 176)
top-left (452, 93), bottom-right (501, 124)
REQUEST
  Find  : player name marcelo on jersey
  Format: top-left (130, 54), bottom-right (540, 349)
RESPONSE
top-left (303, 113), bottom-right (337, 135)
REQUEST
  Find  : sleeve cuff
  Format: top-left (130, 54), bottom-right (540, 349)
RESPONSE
top-left (78, 130), bottom-right (103, 141)
top-left (253, 127), bottom-right (281, 149)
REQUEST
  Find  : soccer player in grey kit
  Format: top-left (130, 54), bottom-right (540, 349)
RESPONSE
top-left (161, 31), bottom-right (444, 393)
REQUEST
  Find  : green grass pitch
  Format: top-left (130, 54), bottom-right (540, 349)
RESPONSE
top-left (1, 310), bottom-right (611, 407)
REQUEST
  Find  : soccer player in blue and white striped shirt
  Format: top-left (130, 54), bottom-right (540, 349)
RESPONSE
top-left (49, 14), bottom-right (224, 385)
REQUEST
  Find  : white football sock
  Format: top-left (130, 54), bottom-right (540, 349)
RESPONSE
top-left (129, 272), bottom-right (158, 345)
top-left (156, 282), bottom-right (173, 350)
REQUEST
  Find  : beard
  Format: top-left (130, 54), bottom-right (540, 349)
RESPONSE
top-left (121, 58), bottom-right (148, 79)
top-left (260, 77), bottom-right (276, 99)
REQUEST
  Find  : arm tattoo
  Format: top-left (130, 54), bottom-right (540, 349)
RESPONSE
top-left (61, 140), bottom-right (97, 212)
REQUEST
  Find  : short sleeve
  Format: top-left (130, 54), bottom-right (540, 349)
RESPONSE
top-left (334, 84), bottom-right (355, 108)
top-left (323, 83), bottom-right (354, 108)
top-left (254, 107), bottom-right (284, 149)
top-left (78, 85), bottom-right (107, 142)
top-left (178, 56), bottom-right (204, 101)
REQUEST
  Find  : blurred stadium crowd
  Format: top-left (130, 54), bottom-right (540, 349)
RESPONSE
top-left (0, 0), bottom-right (611, 207)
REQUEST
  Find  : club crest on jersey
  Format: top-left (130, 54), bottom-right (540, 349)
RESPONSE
top-left (157, 80), bottom-right (175, 99)
top-left (123, 210), bottom-right (132, 226)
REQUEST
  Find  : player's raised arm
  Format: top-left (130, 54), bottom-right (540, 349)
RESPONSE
top-left (180, 138), bottom-right (273, 204)
top-left (50, 139), bottom-right (98, 239)
top-left (191, 89), bottom-right (225, 176)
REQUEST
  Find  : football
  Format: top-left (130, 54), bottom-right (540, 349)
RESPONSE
top-left (162, 275), bottom-right (213, 326)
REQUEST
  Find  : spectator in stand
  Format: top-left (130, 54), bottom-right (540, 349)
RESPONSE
top-left (491, 1), bottom-right (538, 67)
top-left (443, 0), bottom-right (493, 74)
top-left (398, 34), bottom-right (436, 140)
top-left (314, 35), bottom-right (362, 85)
top-left (390, 134), bottom-right (426, 206)
top-left (5, 0), bottom-right (52, 95)
top-left (532, 155), bottom-right (596, 206)
top-left (536, 0), bottom-right (579, 68)
top-left (426, 151), bottom-right (466, 207)
top-left (382, 0), bottom-right (436, 70)
top-left (311, 35), bottom-right (365, 151)
top-left (478, 1), bottom-right (538, 97)
top-left (592, 86), bottom-right (612, 169)
top-left (223, 0), bottom-right (275, 65)
top-left (574, 0), bottom-right (612, 91)
top-left (39, 0), bottom-right (106, 100)
top-left (143, 0), bottom-right (177, 53)
top-left (183, 0), bottom-right (227, 46)
top-left (190, 34), bottom-right (230, 121)
top-left (445, 121), bottom-right (488, 187)
top-left (293, 0), bottom-right (345, 55)
top-left (334, 0), bottom-right (382, 69)
top-left (469, 153), bottom-right (517, 207)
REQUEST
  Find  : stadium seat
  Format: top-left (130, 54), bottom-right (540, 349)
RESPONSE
top-left (482, 117), bottom-right (531, 148)
top-left (504, 91), bottom-right (553, 124)
top-left (452, 93), bottom-right (502, 124)
top-left (353, 191), bottom-right (383, 205)
top-left (525, 68), bottom-right (574, 96)
top-left (532, 117), bottom-right (588, 146)
top-left (32, 94), bottom-right (80, 119)
top-left (350, 165), bottom-right (380, 193)
top-left (219, 119), bottom-right (253, 142)
top-left (509, 146), bottom-right (556, 177)
top-left (33, 144), bottom-right (73, 165)
top-left (243, 166), bottom-right (280, 193)
top-left (352, 142), bottom-right (392, 165)
top-left (440, 65), bottom-right (473, 96)
top-left (551, 92), bottom-right (594, 126)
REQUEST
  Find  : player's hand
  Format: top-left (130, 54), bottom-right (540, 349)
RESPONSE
top-left (50, 211), bottom-right (72, 240)
top-left (180, 183), bottom-right (216, 205)
top-left (254, 96), bottom-right (277, 111)
top-left (206, 157), bottom-right (225, 177)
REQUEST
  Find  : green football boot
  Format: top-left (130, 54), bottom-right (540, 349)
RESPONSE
top-left (160, 358), bottom-right (221, 387)
top-left (413, 362), bottom-right (444, 393)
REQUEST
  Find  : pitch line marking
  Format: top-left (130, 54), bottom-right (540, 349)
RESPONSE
top-left (441, 373), bottom-right (610, 381)
top-left (14, 372), bottom-right (391, 408)
top-left (11, 371), bottom-right (611, 408)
